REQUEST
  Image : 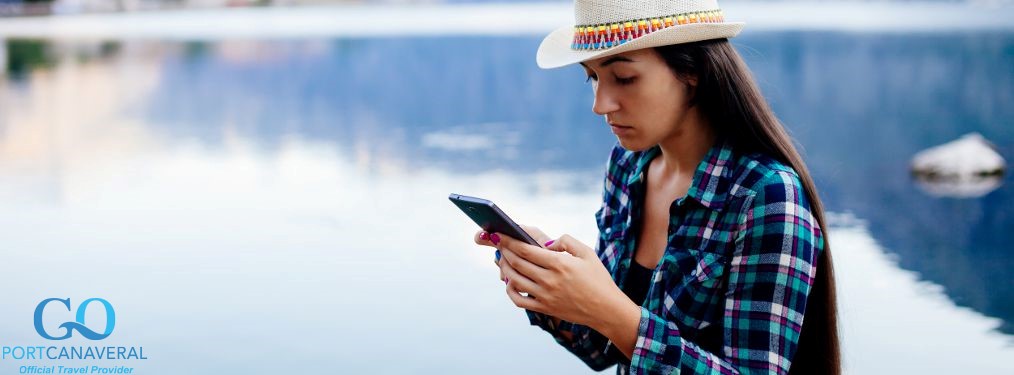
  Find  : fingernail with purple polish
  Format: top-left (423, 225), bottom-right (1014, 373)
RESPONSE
top-left (490, 233), bottom-right (500, 245)
top-left (479, 232), bottom-right (489, 241)
top-left (545, 240), bottom-right (555, 247)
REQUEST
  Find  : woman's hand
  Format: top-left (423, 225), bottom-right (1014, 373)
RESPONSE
top-left (489, 232), bottom-right (637, 332)
top-left (518, 224), bottom-right (552, 245)
top-left (473, 225), bottom-right (552, 282)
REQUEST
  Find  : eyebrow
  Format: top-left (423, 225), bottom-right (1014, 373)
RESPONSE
top-left (580, 55), bottom-right (634, 69)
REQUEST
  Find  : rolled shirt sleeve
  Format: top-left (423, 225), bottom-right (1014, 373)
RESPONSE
top-left (527, 310), bottom-right (618, 371)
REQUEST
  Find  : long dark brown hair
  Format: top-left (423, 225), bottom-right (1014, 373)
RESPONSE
top-left (654, 39), bottom-right (840, 374)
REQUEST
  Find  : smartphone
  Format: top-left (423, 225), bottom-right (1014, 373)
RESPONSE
top-left (448, 193), bottom-right (542, 247)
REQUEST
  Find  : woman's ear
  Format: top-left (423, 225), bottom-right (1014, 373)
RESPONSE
top-left (686, 75), bottom-right (698, 88)
top-left (685, 76), bottom-right (699, 108)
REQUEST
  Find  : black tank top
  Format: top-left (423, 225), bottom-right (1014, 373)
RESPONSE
top-left (609, 261), bottom-right (655, 366)
top-left (610, 260), bottom-right (725, 368)
top-left (623, 261), bottom-right (655, 307)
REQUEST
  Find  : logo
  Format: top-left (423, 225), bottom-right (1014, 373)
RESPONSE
top-left (33, 298), bottom-right (116, 341)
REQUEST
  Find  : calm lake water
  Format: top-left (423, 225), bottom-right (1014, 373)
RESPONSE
top-left (1, 26), bottom-right (1012, 374)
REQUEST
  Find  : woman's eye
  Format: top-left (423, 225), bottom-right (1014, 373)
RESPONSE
top-left (615, 76), bottom-right (636, 85)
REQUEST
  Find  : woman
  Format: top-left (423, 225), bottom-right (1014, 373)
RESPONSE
top-left (473, 0), bottom-right (839, 373)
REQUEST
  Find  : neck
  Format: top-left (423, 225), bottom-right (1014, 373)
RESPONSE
top-left (655, 109), bottom-right (716, 179)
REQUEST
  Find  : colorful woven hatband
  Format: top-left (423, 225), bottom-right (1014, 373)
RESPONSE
top-left (537, 0), bottom-right (744, 69)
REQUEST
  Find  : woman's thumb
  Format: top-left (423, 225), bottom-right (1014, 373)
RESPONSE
top-left (544, 235), bottom-right (586, 258)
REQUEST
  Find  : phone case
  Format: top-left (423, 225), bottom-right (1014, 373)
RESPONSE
top-left (448, 193), bottom-right (541, 247)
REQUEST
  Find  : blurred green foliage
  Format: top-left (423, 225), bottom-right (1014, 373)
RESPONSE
top-left (5, 39), bottom-right (54, 78)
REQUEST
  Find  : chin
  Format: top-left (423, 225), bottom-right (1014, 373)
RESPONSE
top-left (616, 138), bottom-right (654, 152)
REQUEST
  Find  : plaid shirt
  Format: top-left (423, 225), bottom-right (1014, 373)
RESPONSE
top-left (527, 140), bottom-right (824, 374)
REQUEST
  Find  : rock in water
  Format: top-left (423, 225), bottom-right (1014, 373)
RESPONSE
top-left (911, 133), bottom-right (1006, 198)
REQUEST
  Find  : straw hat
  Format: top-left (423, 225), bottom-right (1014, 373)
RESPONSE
top-left (536, 0), bottom-right (745, 69)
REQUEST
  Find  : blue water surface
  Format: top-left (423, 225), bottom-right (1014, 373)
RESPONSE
top-left (1, 29), bottom-right (1012, 374)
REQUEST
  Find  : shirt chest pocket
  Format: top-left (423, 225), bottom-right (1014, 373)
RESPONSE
top-left (661, 247), bottom-right (729, 332)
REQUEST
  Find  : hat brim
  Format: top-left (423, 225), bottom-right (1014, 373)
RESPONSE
top-left (536, 22), bottom-right (745, 69)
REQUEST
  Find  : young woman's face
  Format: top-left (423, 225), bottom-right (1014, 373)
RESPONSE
top-left (580, 49), bottom-right (696, 151)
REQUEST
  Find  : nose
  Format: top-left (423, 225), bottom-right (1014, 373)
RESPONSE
top-left (592, 85), bottom-right (620, 116)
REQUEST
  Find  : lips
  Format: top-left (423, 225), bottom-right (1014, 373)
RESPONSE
top-left (609, 123), bottom-right (634, 136)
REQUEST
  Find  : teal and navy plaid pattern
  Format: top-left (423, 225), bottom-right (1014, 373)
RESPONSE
top-left (527, 140), bottom-right (824, 374)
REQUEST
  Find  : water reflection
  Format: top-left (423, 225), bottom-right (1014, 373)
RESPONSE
top-left (1, 32), bottom-right (1012, 373)
top-left (133, 33), bottom-right (1014, 336)
top-left (914, 174), bottom-right (1005, 198)
top-left (740, 32), bottom-right (1014, 335)
top-left (832, 219), bottom-right (1013, 373)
